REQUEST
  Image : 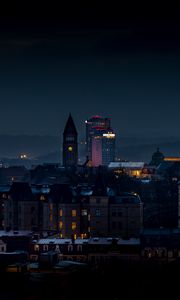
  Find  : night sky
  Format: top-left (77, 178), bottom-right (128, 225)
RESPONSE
top-left (0, 8), bottom-right (180, 139)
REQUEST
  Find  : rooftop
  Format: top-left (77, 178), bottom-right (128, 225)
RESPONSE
top-left (35, 237), bottom-right (140, 246)
top-left (108, 162), bottom-right (145, 169)
top-left (0, 230), bottom-right (33, 237)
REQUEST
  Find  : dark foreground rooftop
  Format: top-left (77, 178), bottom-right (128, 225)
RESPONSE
top-left (0, 260), bottom-right (179, 300)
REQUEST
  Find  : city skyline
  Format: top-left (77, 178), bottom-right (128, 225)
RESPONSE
top-left (0, 11), bottom-right (180, 137)
top-left (0, 7), bottom-right (180, 299)
top-left (0, 112), bottom-right (180, 163)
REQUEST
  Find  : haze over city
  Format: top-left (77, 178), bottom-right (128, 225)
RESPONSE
top-left (0, 9), bottom-right (180, 163)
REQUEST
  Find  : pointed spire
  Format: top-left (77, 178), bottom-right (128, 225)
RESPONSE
top-left (63, 113), bottom-right (77, 135)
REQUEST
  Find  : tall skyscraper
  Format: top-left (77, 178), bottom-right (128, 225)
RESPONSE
top-left (63, 114), bottom-right (78, 167)
top-left (85, 115), bottom-right (111, 160)
top-left (91, 129), bottom-right (116, 167)
top-left (85, 115), bottom-right (115, 167)
top-left (101, 130), bottom-right (116, 166)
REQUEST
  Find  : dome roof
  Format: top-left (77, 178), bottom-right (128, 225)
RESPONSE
top-left (150, 148), bottom-right (164, 166)
top-left (152, 148), bottom-right (164, 159)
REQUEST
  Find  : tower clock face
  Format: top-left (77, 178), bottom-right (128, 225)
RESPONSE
top-left (68, 146), bottom-right (73, 152)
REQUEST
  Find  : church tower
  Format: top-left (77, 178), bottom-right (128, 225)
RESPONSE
top-left (63, 114), bottom-right (78, 167)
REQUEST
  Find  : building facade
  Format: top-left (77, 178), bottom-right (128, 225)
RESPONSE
top-left (1, 182), bottom-right (143, 239)
top-left (4, 183), bottom-right (39, 231)
top-left (85, 115), bottom-right (111, 160)
top-left (91, 129), bottom-right (116, 167)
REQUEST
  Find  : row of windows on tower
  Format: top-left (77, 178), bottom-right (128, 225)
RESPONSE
top-left (49, 208), bottom-right (124, 218)
top-left (34, 244), bottom-right (84, 252)
top-left (49, 219), bottom-right (77, 231)
top-left (49, 208), bottom-right (78, 217)
top-left (48, 220), bottom-right (127, 231)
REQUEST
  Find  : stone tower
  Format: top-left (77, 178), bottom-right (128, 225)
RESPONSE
top-left (63, 114), bottom-right (78, 167)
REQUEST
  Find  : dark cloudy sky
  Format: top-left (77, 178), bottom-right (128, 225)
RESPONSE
top-left (0, 7), bottom-right (180, 138)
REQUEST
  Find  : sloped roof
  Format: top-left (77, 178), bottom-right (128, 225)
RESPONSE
top-left (10, 182), bottom-right (33, 201)
top-left (49, 184), bottom-right (76, 203)
top-left (63, 114), bottom-right (77, 135)
top-left (110, 192), bottom-right (141, 204)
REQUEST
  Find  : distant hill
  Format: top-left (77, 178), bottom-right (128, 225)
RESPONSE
top-left (0, 134), bottom-right (179, 165)
top-left (0, 135), bottom-right (60, 157)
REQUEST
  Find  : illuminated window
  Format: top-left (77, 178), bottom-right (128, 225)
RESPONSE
top-left (49, 203), bottom-right (53, 210)
top-left (59, 209), bottom-right (63, 217)
top-left (72, 222), bottom-right (76, 230)
top-left (34, 245), bottom-right (39, 252)
top-left (81, 233), bottom-right (87, 239)
top-left (40, 195), bottom-right (45, 201)
top-left (72, 210), bottom-right (77, 217)
top-left (81, 209), bottom-right (87, 216)
top-left (59, 221), bottom-right (63, 229)
top-left (81, 233), bottom-right (85, 239)
top-left (50, 214), bottom-right (53, 222)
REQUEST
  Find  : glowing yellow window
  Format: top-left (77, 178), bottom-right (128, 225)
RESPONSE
top-left (59, 209), bottom-right (63, 217)
top-left (72, 222), bottom-right (76, 230)
top-left (50, 214), bottom-right (53, 222)
top-left (72, 210), bottom-right (77, 217)
top-left (59, 221), bottom-right (63, 229)
top-left (34, 245), bottom-right (39, 252)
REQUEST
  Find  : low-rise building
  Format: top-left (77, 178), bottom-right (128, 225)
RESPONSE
top-left (1, 181), bottom-right (143, 239)
top-left (108, 161), bottom-right (145, 178)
